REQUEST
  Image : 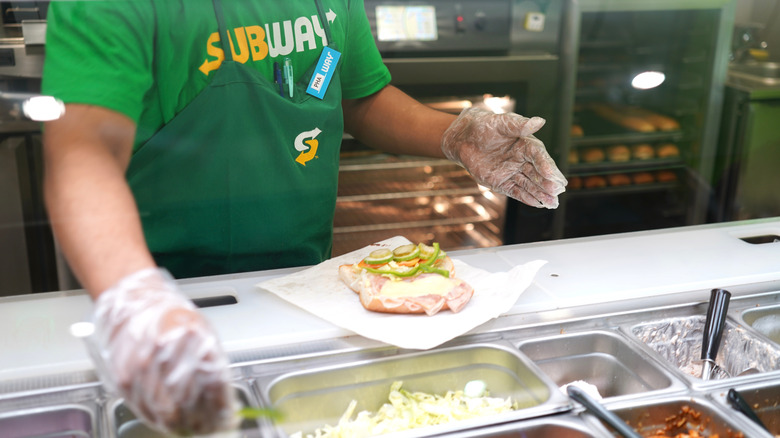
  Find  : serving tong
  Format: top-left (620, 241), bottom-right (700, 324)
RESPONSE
top-left (726, 388), bottom-right (771, 433)
top-left (566, 385), bottom-right (641, 438)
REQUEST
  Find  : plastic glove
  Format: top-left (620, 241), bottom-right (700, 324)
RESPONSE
top-left (89, 268), bottom-right (238, 435)
top-left (441, 107), bottom-right (567, 208)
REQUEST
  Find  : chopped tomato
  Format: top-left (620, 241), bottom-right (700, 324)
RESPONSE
top-left (396, 258), bottom-right (420, 267)
top-left (358, 260), bottom-right (386, 269)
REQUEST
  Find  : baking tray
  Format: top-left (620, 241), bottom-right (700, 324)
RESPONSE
top-left (570, 109), bottom-right (685, 146)
top-left (337, 162), bottom-right (478, 199)
top-left (333, 196), bottom-right (501, 231)
top-left (333, 148), bottom-right (506, 259)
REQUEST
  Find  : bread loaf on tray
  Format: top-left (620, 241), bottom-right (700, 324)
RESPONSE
top-left (591, 103), bottom-right (680, 132)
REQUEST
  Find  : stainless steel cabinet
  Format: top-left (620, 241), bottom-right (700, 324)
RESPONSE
top-left (714, 85), bottom-right (780, 221)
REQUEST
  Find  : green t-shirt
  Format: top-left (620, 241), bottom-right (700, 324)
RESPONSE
top-left (42, 0), bottom-right (391, 151)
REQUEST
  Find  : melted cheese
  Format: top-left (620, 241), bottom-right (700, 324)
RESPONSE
top-left (379, 275), bottom-right (454, 298)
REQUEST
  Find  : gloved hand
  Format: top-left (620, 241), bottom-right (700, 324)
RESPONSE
top-left (441, 107), bottom-right (567, 208)
top-left (88, 268), bottom-right (238, 435)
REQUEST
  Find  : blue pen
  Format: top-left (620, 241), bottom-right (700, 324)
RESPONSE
top-left (283, 58), bottom-right (294, 98)
top-left (273, 62), bottom-right (284, 97)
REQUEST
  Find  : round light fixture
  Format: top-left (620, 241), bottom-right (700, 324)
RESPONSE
top-left (23, 95), bottom-right (66, 121)
top-left (631, 71), bottom-right (666, 90)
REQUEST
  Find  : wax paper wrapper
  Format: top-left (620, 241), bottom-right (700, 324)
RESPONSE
top-left (257, 236), bottom-right (546, 350)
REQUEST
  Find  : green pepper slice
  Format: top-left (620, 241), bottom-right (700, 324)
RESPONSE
top-left (364, 265), bottom-right (420, 277)
top-left (420, 265), bottom-right (450, 278)
top-left (238, 406), bottom-right (283, 420)
top-left (419, 243), bottom-right (449, 277)
top-left (420, 242), bottom-right (440, 267)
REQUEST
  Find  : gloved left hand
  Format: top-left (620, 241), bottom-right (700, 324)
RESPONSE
top-left (441, 107), bottom-right (567, 208)
top-left (86, 268), bottom-right (239, 435)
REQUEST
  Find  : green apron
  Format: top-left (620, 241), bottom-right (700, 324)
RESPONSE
top-left (127, 0), bottom-right (343, 278)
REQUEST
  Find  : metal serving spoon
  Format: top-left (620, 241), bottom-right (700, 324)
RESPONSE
top-left (567, 385), bottom-right (641, 438)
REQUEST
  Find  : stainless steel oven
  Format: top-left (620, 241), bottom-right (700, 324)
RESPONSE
top-left (0, 0), bottom-right (60, 296)
top-left (333, 0), bottom-right (574, 256)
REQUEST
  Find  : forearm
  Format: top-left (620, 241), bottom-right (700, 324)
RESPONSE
top-left (342, 85), bottom-right (455, 158)
top-left (43, 105), bottom-right (155, 298)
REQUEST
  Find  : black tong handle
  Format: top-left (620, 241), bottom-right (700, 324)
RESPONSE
top-left (567, 386), bottom-right (641, 438)
top-left (727, 388), bottom-right (770, 432)
top-left (702, 288), bottom-right (731, 363)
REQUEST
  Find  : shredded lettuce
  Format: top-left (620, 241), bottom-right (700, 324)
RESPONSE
top-left (290, 381), bottom-right (517, 438)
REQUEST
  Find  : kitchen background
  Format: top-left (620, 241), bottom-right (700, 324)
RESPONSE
top-left (736, 0), bottom-right (780, 61)
top-left (1, 0), bottom-right (779, 296)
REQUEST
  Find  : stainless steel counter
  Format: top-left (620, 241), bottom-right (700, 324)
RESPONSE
top-left (726, 61), bottom-right (780, 96)
top-left (3, 218), bottom-right (780, 381)
top-left (1, 217), bottom-right (780, 437)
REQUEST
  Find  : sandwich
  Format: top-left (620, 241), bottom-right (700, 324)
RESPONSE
top-left (338, 242), bottom-right (474, 316)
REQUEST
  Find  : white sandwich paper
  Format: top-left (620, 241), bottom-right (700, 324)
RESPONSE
top-left (256, 236), bottom-right (546, 350)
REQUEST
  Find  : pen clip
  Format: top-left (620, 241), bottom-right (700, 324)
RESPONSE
top-left (283, 58), bottom-right (294, 98)
top-left (273, 62), bottom-right (284, 97)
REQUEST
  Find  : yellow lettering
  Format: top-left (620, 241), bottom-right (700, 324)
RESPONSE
top-left (231, 27), bottom-right (250, 64)
top-left (245, 25), bottom-right (268, 61)
top-left (198, 32), bottom-right (224, 76)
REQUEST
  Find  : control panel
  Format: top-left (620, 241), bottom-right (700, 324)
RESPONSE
top-left (364, 0), bottom-right (512, 55)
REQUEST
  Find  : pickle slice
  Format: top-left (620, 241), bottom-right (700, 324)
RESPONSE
top-left (418, 243), bottom-right (436, 260)
top-left (363, 248), bottom-right (393, 265)
top-left (393, 244), bottom-right (421, 262)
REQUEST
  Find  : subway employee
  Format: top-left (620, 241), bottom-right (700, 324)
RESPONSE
top-left (41, 0), bottom-right (567, 434)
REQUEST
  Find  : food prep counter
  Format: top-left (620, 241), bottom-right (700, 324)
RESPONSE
top-left (2, 217), bottom-right (780, 437)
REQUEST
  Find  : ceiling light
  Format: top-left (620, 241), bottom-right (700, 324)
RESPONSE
top-left (631, 71), bottom-right (665, 90)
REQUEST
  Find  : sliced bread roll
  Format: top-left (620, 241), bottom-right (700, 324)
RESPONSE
top-left (338, 256), bottom-right (474, 316)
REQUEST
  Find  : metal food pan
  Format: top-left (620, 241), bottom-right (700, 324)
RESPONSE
top-left (710, 380), bottom-right (780, 437)
top-left (0, 384), bottom-right (103, 438)
top-left (739, 304), bottom-right (780, 345)
top-left (438, 414), bottom-right (611, 438)
top-left (516, 330), bottom-right (686, 401)
top-left (628, 315), bottom-right (780, 386)
top-left (251, 342), bottom-right (570, 438)
top-left (109, 384), bottom-right (261, 438)
top-left (584, 395), bottom-right (752, 438)
top-left (0, 404), bottom-right (95, 438)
